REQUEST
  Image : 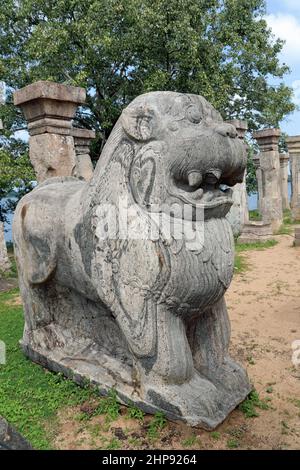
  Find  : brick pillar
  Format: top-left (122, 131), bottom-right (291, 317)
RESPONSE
top-left (286, 136), bottom-right (300, 220)
top-left (279, 153), bottom-right (290, 211)
top-left (13, 81), bottom-right (94, 182)
top-left (225, 119), bottom-right (249, 235)
top-left (252, 128), bottom-right (283, 231)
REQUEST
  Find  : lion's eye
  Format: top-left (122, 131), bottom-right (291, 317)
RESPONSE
top-left (186, 105), bottom-right (202, 124)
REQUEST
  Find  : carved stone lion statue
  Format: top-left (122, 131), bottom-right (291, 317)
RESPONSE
top-left (13, 91), bottom-right (251, 429)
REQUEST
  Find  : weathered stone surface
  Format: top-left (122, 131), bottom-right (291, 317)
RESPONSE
top-left (29, 133), bottom-right (76, 182)
top-left (13, 91), bottom-right (251, 429)
top-left (13, 80), bottom-right (85, 134)
top-left (72, 128), bottom-right (95, 181)
top-left (0, 222), bottom-right (11, 273)
top-left (237, 221), bottom-right (273, 244)
top-left (226, 120), bottom-right (249, 235)
top-left (279, 153), bottom-right (290, 210)
top-left (253, 128), bottom-right (283, 232)
top-left (286, 136), bottom-right (300, 220)
top-left (14, 81), bottom-right (94, 182)
top-left (0, 417), bottom-right (32, 450)
top-left (294, 229), bottom-right (300, 247)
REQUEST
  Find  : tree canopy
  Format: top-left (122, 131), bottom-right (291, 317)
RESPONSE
top-left (0, 0), bottom-right (296, 188)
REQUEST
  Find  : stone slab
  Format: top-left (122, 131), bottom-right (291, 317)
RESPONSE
top-left (0, 417), bottom-right (32, 450)
top-left (14, 80), bottom-right (86, 106)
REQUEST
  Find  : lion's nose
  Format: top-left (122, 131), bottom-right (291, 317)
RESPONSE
top-left (215, 123), bottom-right (238, 138)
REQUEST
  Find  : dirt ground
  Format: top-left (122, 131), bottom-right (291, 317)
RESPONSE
top-left (49, 233), bottom-right (299, 450)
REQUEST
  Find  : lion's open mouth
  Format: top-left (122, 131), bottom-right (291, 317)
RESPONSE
top-left (169, 170), bottom-right (234, 219)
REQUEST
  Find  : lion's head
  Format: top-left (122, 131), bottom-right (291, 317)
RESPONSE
top-left (89, 91), bottom-right (246, 222)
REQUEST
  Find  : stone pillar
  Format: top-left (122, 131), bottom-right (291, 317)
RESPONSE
top-left (252, 128), bottom-right (283, 232)
top-left (72, 128), bottom-right (95, 181)
top-left (225, 119), bottom-right (249, 235)
top-left (279, 153), bottom-right (290, 211)
top-left (286, 136), bottom-right (300, 220)
top-left (0, 222), bottom-right (11, 273)
top-left (13, 81), bottom-right (94, 182)
top-left (253, 153), bottom-right (262, 214)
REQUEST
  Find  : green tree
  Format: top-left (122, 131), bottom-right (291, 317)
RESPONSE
top-left (0, 139), bottom-right (34, 223)
top-left (0, 0), bottom-right (295, 189)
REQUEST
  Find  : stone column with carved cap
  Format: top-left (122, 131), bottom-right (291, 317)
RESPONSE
top-left (225, 119), bottom-right (249, 235)
top-left (286, 136), bottom-right (300, 220)
top-left (279, 153), bottom-right (290, 211)
top-left (252, 128), bottom-right (283, 232)
top-left (13, 81), bottom-right (94, 182)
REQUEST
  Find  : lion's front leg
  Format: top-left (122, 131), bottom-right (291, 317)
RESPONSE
top-left (186, 296), bottom-right (251, 395)
top-left (126, 304), bottom-right (223, 429)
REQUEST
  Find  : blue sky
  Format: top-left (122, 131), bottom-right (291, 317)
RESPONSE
top-left (266, 0), bottom-right (300, 135)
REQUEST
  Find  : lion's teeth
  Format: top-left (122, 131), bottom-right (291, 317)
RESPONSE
top-left (188, 171), bottom-right (202, 187)
top-left (191, 188), bottom-right (204, 199)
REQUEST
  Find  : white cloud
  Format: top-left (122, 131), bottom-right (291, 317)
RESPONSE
top-left (265, 13), bottom-right (300, 66)
top-left (292, 80), bottom-right (300, 106)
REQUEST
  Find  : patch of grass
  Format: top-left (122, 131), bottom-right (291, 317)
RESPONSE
top-left (210, 431), bottom-right (221, 440)
top-left (239, 390), bottom-right (270, 418)
top-left (236, 239), bottom-right (278, 252)
top-left (249, 210), bottom-right (262, 221)
top-left (234, 254), bottom-right (248, 273)
top-left (128, 436), bottom-right (142, 446)
top-left (283, 209), bottom-right (300, 225)
top-left (289, 398), bottom-right (300, 409)
top-left (275, 224), bottom-right (292, 235)
top-left (227, 438), bottom-right (239, 449)
top-left (246, 355), bottom-right (256, 365)
top-left (126, 402), bottom-right (145, 421)
top-left (147, 411), bottom-right (167, 439)
top-left (181, 434), bottom-right (197, 447)
top-left (93, 389), bottom-right (120, 421)
top-left (105, 438), bottom-right (120, 450)
top-left (266, 386), bottom-right (273, 394)
top-left (0, 289), bottom-right (103, 449)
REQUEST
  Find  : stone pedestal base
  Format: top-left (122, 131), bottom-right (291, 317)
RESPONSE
top-left (238, 221), bottom-right (273, 244)
top-left (294, 227), bottom-right (300, 246)
top-left (292, 206), bottom-right (300, 222)
top-left (21, 321), bottom-right (251, 429)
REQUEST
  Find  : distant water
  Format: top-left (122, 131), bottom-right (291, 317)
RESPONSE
top-left (248, 181), bottom-right (292, 211)
top-left (2, 182), bottom-right (293, 242)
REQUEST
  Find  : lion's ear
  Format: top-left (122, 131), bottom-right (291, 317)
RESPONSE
top-left (121, 104), bottom-right (157, 141)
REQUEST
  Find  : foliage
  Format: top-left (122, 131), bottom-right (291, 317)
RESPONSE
top-left (239, 390), bottom-right (270, 418)
top-left (147, 411), bottom-right (167, 439)
top-left (0, 140), bottom-right (34, 223)
top-left (283, 208), bottom-right (300, 225)
top-left (181, 434), bottom-right (198, 447)
top-left (93, 388), bottom-right (120, 421)
top-left (227, 438), bottom-right (239, 448)
top-left (127, 402), bottom-right (145, 421)
top-left (0, 0), bottom-right (295, 162)
top-left (249, 209), bottom-right (262, 221)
